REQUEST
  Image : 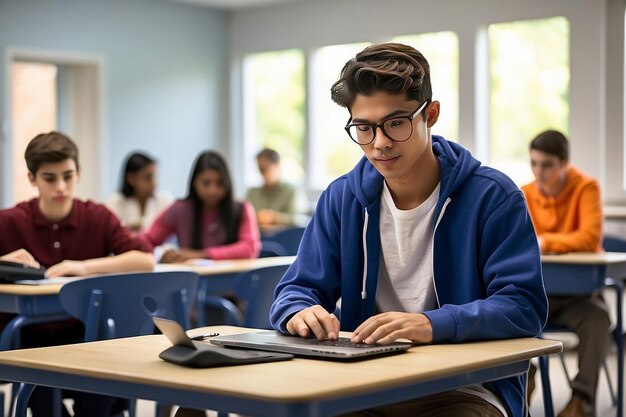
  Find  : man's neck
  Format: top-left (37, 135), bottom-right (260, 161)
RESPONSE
top-left (39, 199), bottom-right (73, 222)
top-left (539, 175), bottom-right (567, 197)
top-left (385, 151), bottom-right (440, 210)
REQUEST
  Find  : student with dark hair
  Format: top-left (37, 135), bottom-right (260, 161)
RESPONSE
top-left (107, 152), bottom-right (173, 232)
top-left (246, 148), bottom-right (305, 227)
top-left (522, 129), bottom-right (608, 417)
top-left (143, 150), bottom-right (261, 262)
top-left (269, 43), bottom-right (547, 417)
top-left (0, 131), bottom-right (154, 417)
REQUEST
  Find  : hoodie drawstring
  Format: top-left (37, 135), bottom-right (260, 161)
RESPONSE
top-left (361, 208), bottom-right (369, 300)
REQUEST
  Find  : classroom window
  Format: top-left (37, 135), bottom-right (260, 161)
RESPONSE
top-left (488, 16), bottom-right (570, 186)
top-left (11, 61), bottom-right (58, 204)
top-left (243, 49), bottom-right (305, 187)
top-left (390, 32), bottom-right (459, 142)
top-left (309, 42), bottom-right (370, 190)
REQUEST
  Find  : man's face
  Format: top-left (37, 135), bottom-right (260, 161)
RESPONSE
top-left (530, 149), bottom-right (567, 191)
top-left (193, 168), bottom-right (227, 209)
top-left (257, 157), bottom-right (280, 185)
top-left (127, 163), bottom-right (157, 199)
top-left (350, 91), bottom-right (434, 183)
top-left (28, 159), bottom-right (79, 208)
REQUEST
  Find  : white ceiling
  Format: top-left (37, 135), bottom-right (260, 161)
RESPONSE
top-left (168, 0), bottom-right (313, 11)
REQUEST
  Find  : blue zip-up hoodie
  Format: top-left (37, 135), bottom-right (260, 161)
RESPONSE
top-left (270, 136), bottom-right (548, 417)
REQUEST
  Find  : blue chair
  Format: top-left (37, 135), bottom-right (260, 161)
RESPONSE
top-left (203, 264), bottom-right (290, 329)
top-left (604, 235), bottom-right (626, 252)
top-left (259, 239), bottom-right (288, 258)
top-left (13, 271), bottom-right (199, 417)
top-left (264, 227), bottom-right (305, 256)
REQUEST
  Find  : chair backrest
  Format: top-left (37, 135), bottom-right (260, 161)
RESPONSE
top-left (265, 227), bottom-right (305, 256)
top-left (59, 271), bottom-right (199, 342)
top-left (603, 235), bottom-right (626, 252)
top-left (259, 239), bottom-right (288, 258)
top-left (233, 264), bottom-right (290, 329)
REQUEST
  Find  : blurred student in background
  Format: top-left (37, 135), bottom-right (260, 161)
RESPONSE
top-left (246, 148), bottom-right (306, 229)
top-left (522, 130), bottom-right (608, 417)
top-left (0, 131), bottom-right (154, 417)
top-left (107, 152), bottom-right (173, 232)
top-left (143, 150), bottom-right (260, 262)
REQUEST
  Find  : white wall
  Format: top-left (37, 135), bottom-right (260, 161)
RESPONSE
top-left (227, 0), bottom-right (625, 203)
top-left (0, 0), bottom-right (228, 204)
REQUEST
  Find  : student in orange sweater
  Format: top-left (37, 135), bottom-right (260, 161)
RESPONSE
top-left (522, 130), bottom-right (609, 417)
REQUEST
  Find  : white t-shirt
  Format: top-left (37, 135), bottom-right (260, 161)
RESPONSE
top-left (375, 181), bottom-right (508, 417)
top-left (376, 181), bottom-right (438, 314)
top-left (107, 191), bottom-right (173, 231)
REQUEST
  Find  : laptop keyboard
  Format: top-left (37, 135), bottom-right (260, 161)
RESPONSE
top-left (315, 337), bottom-right (380, 348)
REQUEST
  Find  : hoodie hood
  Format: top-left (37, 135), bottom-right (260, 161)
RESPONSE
top-left (346, 135), bottom-right (481, 211)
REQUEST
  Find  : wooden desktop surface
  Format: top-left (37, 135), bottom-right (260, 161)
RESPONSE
top-left (0, 256), bottom-right (296, 296)
top-left (542, 251), bottom-right (626, 265)
top-left (0, 326), bottom-right (562, 402)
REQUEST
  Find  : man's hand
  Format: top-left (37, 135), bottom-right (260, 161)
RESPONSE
top-left (286, 305), bottom-right (340, 341)
top-left (46, 260), bottom-right (89, 278)
top-left (351, 312), bottom-right (433, 345)
top-left (0, 249), bottom-right (40, 269)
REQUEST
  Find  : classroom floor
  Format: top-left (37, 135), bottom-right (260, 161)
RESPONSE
top-left (2, 337), bottom-right (621, 417)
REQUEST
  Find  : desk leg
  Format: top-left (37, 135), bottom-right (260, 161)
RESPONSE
top-left (605, 276), bottom-right (624, 417)
top-left (539, 355), bottom-right (555, 417)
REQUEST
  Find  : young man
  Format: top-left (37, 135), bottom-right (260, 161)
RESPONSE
top-left (0, 131), bottom-right (155, 417)
top-left (522, 130), bottom-right (609, 417)
top-left (270, 43), bottom-right (548, 417)
top-left (246, 147), bottom-right (305, 227)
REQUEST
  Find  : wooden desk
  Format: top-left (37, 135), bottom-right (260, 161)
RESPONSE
top-left (0, 257), bottom-right (296, 349)
top-left (541, 252), bottom-right (626, 417)
top-left (0, 326), bottom-right (562, 417)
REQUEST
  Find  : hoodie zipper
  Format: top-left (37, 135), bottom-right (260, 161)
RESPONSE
top-left (361, 207), bottom-right (369, 300)
top-left (432, 197), bottom-right (452, 307)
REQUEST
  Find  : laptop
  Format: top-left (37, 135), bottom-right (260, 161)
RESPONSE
top-left (209, 330), bottom-right (414, 360)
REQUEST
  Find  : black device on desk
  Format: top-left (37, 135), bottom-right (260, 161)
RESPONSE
top-left (153, 317), bottom-right (293, 368)
top-left (0, 260), bottom-right (46, 283)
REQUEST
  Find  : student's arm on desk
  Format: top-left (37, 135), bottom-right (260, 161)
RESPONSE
top-left (0, 249), bottom-right (40, 269)
top-left (46, 250), bottom-right (155, 278)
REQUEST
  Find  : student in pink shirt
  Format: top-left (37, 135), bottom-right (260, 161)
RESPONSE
top-left (143, 150), bottom-right (261, 261)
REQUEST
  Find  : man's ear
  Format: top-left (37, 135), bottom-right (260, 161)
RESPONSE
top-left (27, 171), bottom-right (36, 187)
top-left (426, 101), bottom-right (440, 128)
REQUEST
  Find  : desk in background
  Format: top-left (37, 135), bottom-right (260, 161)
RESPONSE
top-left (0, 283), bottom-right (69, 350)
top-left (0, 326), bottom-right (562, 417)
top-left (0, 257), bottom-right (297, 350)
top-left (541, 252), bottom-right (626, 417)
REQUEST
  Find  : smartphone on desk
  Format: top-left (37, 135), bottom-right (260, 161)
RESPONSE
top-left (0, 260), bottom-right (46, 283)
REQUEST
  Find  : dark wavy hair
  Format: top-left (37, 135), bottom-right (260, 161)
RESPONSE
top-left (25, 131), bottom-right (79, 175)
top-left (331, 43), bottom-right (432, 110)
top-left (119, 152), bottom-right (155, 197)
top-left (186, 150), bottom-right (241, 249)
top-left (529, 130), bottom-right (569, 161)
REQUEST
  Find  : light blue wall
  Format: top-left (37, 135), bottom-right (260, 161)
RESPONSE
top-left (0, 0), bottom-right (228, 201)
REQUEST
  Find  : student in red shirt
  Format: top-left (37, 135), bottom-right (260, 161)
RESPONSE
top-left (0, 131), bottom-right (154, 417)
top-left (143, 150), bottom-right (260, 262)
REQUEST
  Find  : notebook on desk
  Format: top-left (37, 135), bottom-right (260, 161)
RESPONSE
top-left (209, 330), bottom-right (413, 360)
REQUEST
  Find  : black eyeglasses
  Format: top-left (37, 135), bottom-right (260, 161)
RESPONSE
top-left (344, 101), bottom-right (429, 145)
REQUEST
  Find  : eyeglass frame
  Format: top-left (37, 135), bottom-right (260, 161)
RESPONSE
top-left (343, 100), bottom-right (430, 145)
